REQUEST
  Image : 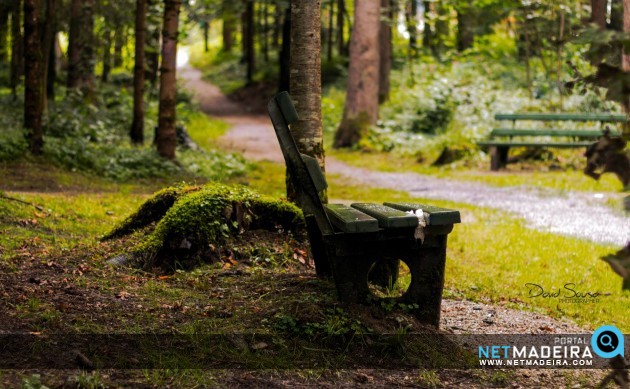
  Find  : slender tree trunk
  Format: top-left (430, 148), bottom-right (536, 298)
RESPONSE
top-left (131, 0), bottom-right (147, 145)
top-left (67, 0), bottom-right (81, 89)
top-left (244, 0), bottom-right (255, 83)
top-left (288, 0), bottom-right (324, 203)
top-left (0, 5), bottom-right (9, 64)
top-left (47, 32), bottom-right (56, 102)
top-left (434, 1), bottom-right (449, 56)
top-left (379, 0), bottom-right (392, 103)
top-left (457, 6), bottom-right (475, 51)
top-left (222, 0), bottom-right (234, 52)
top-left (591, 0), bottom-right (607, 27)
top-left (279, 5), bottom-right (290, 93)
top-left (336, 0), bottom-right (345, 55)
top-left (78, 0), bottom-right (95, 99)
top-left (327, 0), bottom-right (334, 61)
top-left (113, 23), bottom-right (124, 67)
top-left (10, 0), bottom-right (23, 98)
top-left (272, 4), bottom-right (281, 49)
top-left (407, 0), bottom-right (418, 55)
top-left (611, 0), bottom-right (623, 30)
top-left (156, 0), bottom-right (182, 160)
top-left (334, 0), bottom-right (380, 148)
top-left (203, 21), bottom-right (209, 52)
top-left (40, 0), bottom-right (56, 113)
top-left (24, 0), bottom-right (43, 155)
top-left (263, 0), bottom-right (269, 62)
top-left (101, 29), bottom-right (112, 83)
top-left (622, 0), bottom-right (630, 138)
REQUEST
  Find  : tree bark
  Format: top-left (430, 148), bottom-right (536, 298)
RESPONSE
top-left (46, 32), bottom-right (56, 102)
top-left (336, 0), bottom-right (346, 56)
top-left (591, 0), bottom-right (607, 28)
top-left (334, 0), bottom-right (380, 148)
top-left (113, 23), bottom-right (125, 67)
top-left (40, 0), bottom-right (56, 113)
top-left (0, 5), bottom-right (9, 64)
top-left (288, 0), bottom-right (325, 203)
top-left (10, 0), bottom-right (23, 98)
top-left (156, 0), bottom-right (182, 160)
top-left (379, 0), bottom-right (392, 104)
top-left (222, 0), bottom-right (234, 52)
top-left (24, 0), bottom-right (43, 155)
top-left (457, 6), bottom-right (475, 52)
top-left (101, 28), bottom-right (112, 83)
top-left (131, 0), bottom-right (147, 145)
top-left (279, 4), bottom-right (290, 93)
top-left (407, 0), bottom-right (418, 55)
top-left (243, 0), bottom-right (255, 84)
top-left (66, 0), bottom-right (81, 89)
top-left (327, 0), bottom-right (334, 62)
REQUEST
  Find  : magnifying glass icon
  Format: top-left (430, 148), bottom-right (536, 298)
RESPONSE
top-left (600, 334), bottom-right (613, 348)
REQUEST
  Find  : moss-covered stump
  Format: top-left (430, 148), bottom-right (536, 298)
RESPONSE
top-left (104, 183), bottom-right (304, 270)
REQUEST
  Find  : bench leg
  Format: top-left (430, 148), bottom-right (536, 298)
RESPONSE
top-left (329, 255), bottom-right (375, 303)
top-left (490, 146), bottom-right (509, 171)
top-left (403, 238), bottom-right (448, 327)
top-left (305, 215), bottom-right (332, 277)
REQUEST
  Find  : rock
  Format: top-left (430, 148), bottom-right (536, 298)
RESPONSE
top-left (106, 255), bottom-right (129, 267)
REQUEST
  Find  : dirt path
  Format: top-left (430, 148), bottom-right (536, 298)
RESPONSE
top-left (180, 65), bottom-right (628, 247)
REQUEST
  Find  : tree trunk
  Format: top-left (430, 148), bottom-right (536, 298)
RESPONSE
top-left (222, 0), bottom-right (234, 52)
top-left (622, 0), bottom-right (630, 138)
top-left (203, 21), bottom-right (209, 53)
top-left (243, 0), bottom-right (255, 84)
top-left (611, 0), bottom-right (623, 30)
top-left (288, 0), bottom-right (325, 203)
top-left (24, 0), bottom-right (43, 155)
top-left (327, 0), bottom-right (334, 62)
top-left (79, 0), bottom-right (95, 99)
top-left (407, 0), bottom-right (418, 55)
top-left (67, 0), bottom-right (81, 89)
top-left (457, 6), bottom-right (475, 51)
top-left (40, 0), bottom-right (56, 113)
top-left (336, 0), bottom-right (345, 55)
top-left (47, 32), bottom-right (56, 102)
top-left (279, 4), bottom-right (290, 93)
top-left (379, 0), bottom-right (392, 103)
top-left (131, 0), bottom-right (147, 145)
top-left (101, 29), bottom-right (112, 83)
top-left (156, 0), bottom-right (182, 160)
top-left (0, 5), bottom-right (9, 64)
top-left (591, 0), bottom-right (607, 28)
top-left (113, 23), bottom-right (125, 67)
top-left (10, 0), bottom-right (23, 98)
top-left (263, 0), bottom-right (269, 62)
top-left (334, 0), bottom-right (380, 148)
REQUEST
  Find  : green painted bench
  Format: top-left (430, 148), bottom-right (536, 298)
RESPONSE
top-left (268, 92), bottom-right (460, 327)
top-left (477, 113), bottom-right (625, 171)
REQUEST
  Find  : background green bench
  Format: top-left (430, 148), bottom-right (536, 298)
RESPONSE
top-left (477, 113), bottom-right (625, 171)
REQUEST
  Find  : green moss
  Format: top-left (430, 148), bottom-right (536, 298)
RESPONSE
top-left (102, 185), bottom-right (202, 240)
top-left (112, 183), bottom-right (304, 270)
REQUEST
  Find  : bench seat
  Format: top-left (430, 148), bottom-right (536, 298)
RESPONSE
top-left (490, 128), bottom-right (620, 138)
top-left (477, 141), bottom-right (594, 148)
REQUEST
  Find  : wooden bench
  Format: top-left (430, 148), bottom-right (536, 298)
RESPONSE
top-left (268, 92), bottom-right (460, 327)
top-left (477, 113), bottom-right (625, 171)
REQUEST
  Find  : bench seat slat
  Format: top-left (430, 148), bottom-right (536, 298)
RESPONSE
top-left (384, 202), bottom-right (461, 226)
top-left (477, 141), bottom-right (593, 148)
top-left (350, 203), bottom-right (419, 229)
top-left (495, 113), bottom-right (627, 122)
top-left (324, 204), bottom-right (379, 233)
top-left (490, 128), bottom-right (619, 138)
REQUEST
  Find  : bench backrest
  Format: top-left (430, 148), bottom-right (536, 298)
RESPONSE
top-left (267, 92), bottom-right (335, 235)
top-left (495, 113), bottom-right (627, 122)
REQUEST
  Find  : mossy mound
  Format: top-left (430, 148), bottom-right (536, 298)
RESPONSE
top-left (104, 183), bottom-right (304, 270)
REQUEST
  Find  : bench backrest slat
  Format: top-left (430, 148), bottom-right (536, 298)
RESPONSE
top-left (495, 113), bottom-right (627, 122)
top-left (268, 92), bottom-right (334, 235)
